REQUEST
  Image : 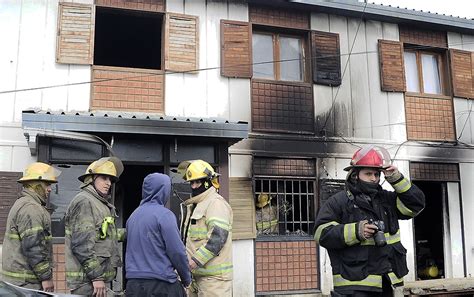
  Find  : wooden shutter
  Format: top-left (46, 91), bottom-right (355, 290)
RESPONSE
top-left (220, 20), bottom-right (252, 78)
top-left (56, 2), bottom-right (95, 65)
top-left (165, 13), bottom-right (199, 72)
top-left (0, 172), bottom-right (22, 243)
top-left (229, 177), bottom-right (256, 240)
top-left (311, 31), bottom-right (341, 86)
top-left (378, 40), bottom-right (406, 92)
top-left (450, 49), bottom-right (473, 99)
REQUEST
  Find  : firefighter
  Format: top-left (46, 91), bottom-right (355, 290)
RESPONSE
top-left (2, 162), bottom-right (61, 292)
top-left (177, 160), bottom-right (233, 297)
top-left (314, 145), bottom-right (425, 296)
top-left (64, 157), bottom-right (124, 297)
top-left (255, 193), bottom-right (278, 235)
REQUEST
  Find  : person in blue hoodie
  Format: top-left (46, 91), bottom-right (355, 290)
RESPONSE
top-left (125, 173), bottom-right (191, 297)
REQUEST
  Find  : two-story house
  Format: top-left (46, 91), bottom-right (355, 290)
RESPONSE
top-left (1, 0), bottom-right (473, 296)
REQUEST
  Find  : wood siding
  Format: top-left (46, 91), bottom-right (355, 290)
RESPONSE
top-left (399, 26), bottom-right (447, 48)
top-left (220, 20), bottom-right (252, 78)
top-left (165, 13), bottom-right (199, 72)
top-left (311, 31), bottom-right (341, 86)
top-left (251, 80), bottom-right (314, 134)
top-left (450, 49), bottom-right (473, 99)
top-left (405, 94), bottom-right (455, 141)
top-left (56, 2), bottom-right (94, 65)
top-left (91, 66), bottom-right (164, 113)
top-left (378, 39), bottom-right (406, 92)
top-left (0, 172), bottom-right (22, 243)
top-left (229, 177), bottom-right (256, 240)
top-left (95, 0), bottom-right (165, 12)
top-left (410, 162), bottom-right (460, 181)
top-left (249, 5), bottom-right (309, 30)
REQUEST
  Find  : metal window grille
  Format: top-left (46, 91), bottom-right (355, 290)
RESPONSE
top-left (255, 178), bottom-right (315, 237)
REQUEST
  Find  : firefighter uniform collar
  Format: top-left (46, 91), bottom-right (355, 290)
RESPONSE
top-left (82, 184), bottom-right (117, 214)
top-left (22, 188), bottom-right (47, 206)
top-left (184, 187), bottom-right (216, 205)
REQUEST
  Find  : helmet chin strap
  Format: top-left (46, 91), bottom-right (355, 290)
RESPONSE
top-left (191, 179), bottom-right (212, 197)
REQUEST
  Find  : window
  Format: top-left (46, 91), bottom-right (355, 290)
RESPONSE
top-left (94, 7), bottom-right (163, 70)
top-left (404, 50), bottom-right (446, 95)
top-left (253, 32), bottom-right (306, 82)
top-left (254, 178), bottom-right (315, 237)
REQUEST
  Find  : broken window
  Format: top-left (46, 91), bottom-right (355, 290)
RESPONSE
top-left (94, 7), bottom-right (163, 70)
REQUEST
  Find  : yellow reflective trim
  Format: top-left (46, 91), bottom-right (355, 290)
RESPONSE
top-left (193, 263), bottom-right (233, 276)
top-left (344, 223), bottom-right (360, 246)
top-left (189, 227), bottom-right (208, 239)
top-left (393, 178), bottom-right (411, 193)
top-left (5, 232), bottom-right (20, 240)
top-left (100, 216), bottom-right (115, 239)
top-left (333, 274), bottom-right (382, 288)
top-left (207, 217), bottom-right (231, 231)
top-left (2, 270), bottom-right (37, 280)
top-left (20, 226), bottom-right (43, 238)
top-left (34, 262), bottom-right (50, 273)
top-left (194, 246), bottom-right (215, 264)
top-left (397, 197), bottom-right (416, 217)
top-left (66, 270), bottom-right (115, 279)
top-left (314, 221), bottom-right (339, 243)
top-left (388, 272), bottom-right (403, 285)
top-left (361, 230), bottom-right (401, 246)
top-left (256, 220), bottom-right (278, 230)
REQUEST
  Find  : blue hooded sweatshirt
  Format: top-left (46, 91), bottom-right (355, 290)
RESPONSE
top-left (125, 173), bottom-right (191, 286)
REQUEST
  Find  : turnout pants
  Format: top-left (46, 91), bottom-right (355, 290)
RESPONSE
top-left (189, 276), bottom-right (232, 297)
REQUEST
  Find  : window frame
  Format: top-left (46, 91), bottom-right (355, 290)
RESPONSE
top-left (404, 49), bottom-right (449, 96)
top-left (252, 29), bottom-right (309, 83)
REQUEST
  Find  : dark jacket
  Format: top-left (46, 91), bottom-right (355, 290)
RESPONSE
top-left (125, 173), bottom-right (191, 287)
top-left (2, 189), bottom-right (53, 285)
top-left (314, 173), bottom-right (425, 294)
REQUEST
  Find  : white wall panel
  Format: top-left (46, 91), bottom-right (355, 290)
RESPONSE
top-left (229, 79), bottom-right (251, 123)
top-left (12, 146), bottom-right (35, 172)
top-left (229, 154), bottom-right (251, 178)
top-left (232, 240), bottom-right (255, 297)
top-left (67, 65), bottom-right (92, 112)
top-left (448, 32), bottom-right (463, 49)
top-left (0, 146), bottom-right (13, 171)
top-left (454, 98), bottom-right (473, 144)
top-left (311, 13), bottom-right (329, 31)
top-left (461, 34), bottom-right (474, 51)
top-left (445, 182), bottom-right (464, 278)
top-left (460, 163), bottom-right (474, 276)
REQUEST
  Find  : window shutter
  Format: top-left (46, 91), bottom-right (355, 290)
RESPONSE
top-left (311, 31), bottom-right (341, 86)
top-left (450, 49), bottom-right (473, 99)
top-left (165, 13), bottom-right (199, 72)
top-left (229, 177), bottom-right (256, 240)
top-left (56, 2), bottom-right (95, 65)
top-left (0, 172), bottom-right (22, 243)
top-left (378, 40), bottom-right (406, 92)
top-left (220, 20), bottom-right (252, 78)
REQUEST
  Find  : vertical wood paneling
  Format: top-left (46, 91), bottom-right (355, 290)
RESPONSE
top-left (450, 49), bottom-right (473, 99)
top-left (378, 39), bottom-right (406, 92)
top-left (165, 13), bottom-right (199, 72)
top-left (56, 2), bottom-right (94, 65)
top-left (95, 0), bottom-right (165, 12)
top-left (399, 26), bottom-right (447, 48)
top-left (220, 20), bottom-right (252, 78)
top-left (0, 172), bottom-right (22, 243)
top-left (229, 178), bottom-right (256, 240)
top-left (249, 5), bottom-right (309, 30)
top-left (311, 31), bottom-right (341, 86)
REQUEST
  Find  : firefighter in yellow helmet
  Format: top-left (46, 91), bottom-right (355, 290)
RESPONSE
top-left (2, 162), bottom-right (61, 292)
top-left (64, 157), bottom-right (124, 297)
top-left (178, 160), bottom-right (233, 297)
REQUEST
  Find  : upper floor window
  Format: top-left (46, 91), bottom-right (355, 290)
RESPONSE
top-left (253, 32), bottom-right (306, 82)
top-left (404, 50), bottom-right (447, 95)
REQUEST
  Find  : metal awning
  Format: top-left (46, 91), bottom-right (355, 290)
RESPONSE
top-left (22, 110), bottom-right (249, 155)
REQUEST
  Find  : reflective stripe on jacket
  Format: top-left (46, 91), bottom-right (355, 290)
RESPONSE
top-left (314, 174), bottom-right (424, 294)
top-left (180, 188), bottom-right (233, 280)
top-left (2, 189), bottom-right (53, 285)
top-left (64, 184), bottom-right (121, 289)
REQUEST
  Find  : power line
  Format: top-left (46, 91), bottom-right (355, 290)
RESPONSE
top-left (1, 40), bottom-right (473, 95)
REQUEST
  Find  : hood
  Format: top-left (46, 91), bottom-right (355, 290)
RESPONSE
top-left (141, 173), bottom-right (171, 206)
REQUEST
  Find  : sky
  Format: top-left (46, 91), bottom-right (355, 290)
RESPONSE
top-left (370, 0), bottom-right (474, 19)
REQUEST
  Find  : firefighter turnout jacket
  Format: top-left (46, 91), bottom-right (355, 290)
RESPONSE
top-left (65, 184), bottom-right (123, 290)
top-left (314, 173), bottom-right (425, 294)
top-left (2, 189), bottom-right (53, 286)
top-left (180, 187), bottom-right (233, 280)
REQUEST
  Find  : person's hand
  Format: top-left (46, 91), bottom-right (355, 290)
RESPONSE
top-left (383, 165), bottom-right (399, 177)
top-left (92, 280), bottom-right (106, 297)
top-left (189, 259), bottom-right (198, 270)
top-left (358, 220), bottom-right (378, 240)
top-left (41, 280), bottom-right (54, 292)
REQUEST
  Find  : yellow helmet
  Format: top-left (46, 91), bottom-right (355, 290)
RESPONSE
top-left (256, 193), bottom-right (272, 208)
top-left (78, 157), bottom-right (123, 183)
top-left (177, 160), bottom-right (220, 189)
top-left (18, 162), bottom-right (61, 184)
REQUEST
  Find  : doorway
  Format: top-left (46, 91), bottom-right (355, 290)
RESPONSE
top-left (413, 181), bottom-right (445, 280)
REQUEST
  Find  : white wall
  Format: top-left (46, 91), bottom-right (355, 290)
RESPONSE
top-left (460, 163), bottom-right (474, 276)
top-left (311, 14), bottom-right (405, 142)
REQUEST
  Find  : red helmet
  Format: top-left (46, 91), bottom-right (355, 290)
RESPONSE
top-left (344, 145), bottom-right (390, 171)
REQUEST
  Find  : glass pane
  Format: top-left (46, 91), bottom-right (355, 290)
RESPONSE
top-left (422, 54), bottom-right (442, 94)
top-left (404, 51), bottom-right (419, 92)
top-left (252, 34), bottom-right (274, 79)
top-left (279, 37), bottom-right (303, 81)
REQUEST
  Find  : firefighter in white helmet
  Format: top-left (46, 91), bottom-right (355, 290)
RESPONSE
top-left (64, 157), bottom-right (124, 297)
top-left (178, 160), bottom-right (233, 297)
top-left (2, 162), bottom-right (61, 292)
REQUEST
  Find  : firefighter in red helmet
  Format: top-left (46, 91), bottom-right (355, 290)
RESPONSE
top-left (314, 145), bottom-right (425, 296)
